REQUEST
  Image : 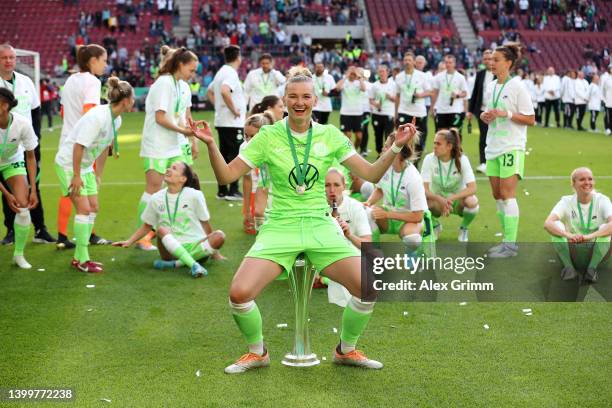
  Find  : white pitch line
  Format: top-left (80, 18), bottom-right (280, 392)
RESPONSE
top-left (37, 175), bottom-right (612, 188)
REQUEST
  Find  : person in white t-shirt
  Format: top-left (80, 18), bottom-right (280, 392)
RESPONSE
top-left (336, 66), bottom-right (366, 149)
top-left (243, 53), bottom-right (285, 110)
top-left (114, 161), bottom-right (226, 278)
top-left (394, 52), bottom-right (431, 161)
top-left (0, 43), bottom-right (52, 246)
top-left (480, 44), bottom-right (535, 258)
top-left (415, 55), bottom-right (434, 113)
top-left (421, 128), bottom-right (478, 242)
top-left (56, 44), bottom-right (108, 249)
top-left (312, 63), bottom-right (336, 125)
top-left (542, 66), bottom-right (561, 127)
top-left (365, 132), bottom-right (428, 249)
top-left (431, 54), bottom-right (468, 133)
top-left (573, 70), bottom-right (589, 131)
top-left (0, 89), bottom-right (39, 269)
top-left (560, 70), bottom-right (577, 129)
top-left (54, 78), bottom-right (134, 273)
top-left (135, 47), bottom-right (199, 251)
top-left (321, 168), bottom-right (372, 306)
top-left (587, 74), bottom-right (602, 132)
top-left (369, 64), bottom-right (396, 156)
top-left (534, 74), bottom-right (546, 125)
top-left (544, 167), bottom-right (612, 283)
top-left (207, 45), bottom-right (246, 201)
top-left (602, 65), bottom-right (612, 135)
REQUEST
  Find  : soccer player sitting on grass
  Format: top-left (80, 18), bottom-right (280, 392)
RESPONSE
top-left (544, 167), bottom-right (612, 283)
top-left (114, 161), bottom-right (226, 278)
top-left (191, 66), bottom-right (418, 373)
top-left (421, 128), bottom-right (479, 242)
top-left (54, 77), bottom-right (134, 273)
top-left (364, 131), bottom-right (428, 254)
top-left (0, 88), bottom-right (39, 269)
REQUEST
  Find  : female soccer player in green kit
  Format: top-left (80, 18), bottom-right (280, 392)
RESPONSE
top-left (544, 167), bottom-right (612, 283)
top-left (0, 89), bottom-right (39, 269)
top-left (54, 77), bottom-right (134, 273)
top-left (421, 128), bottom-right (479, 242)
top-left (480, 44), bottom-right (535, 257)
top-left (191, 67), bottom-right (418, 374)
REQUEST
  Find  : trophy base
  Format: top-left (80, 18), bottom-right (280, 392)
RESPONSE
top-left (281, 353), bottom-right (320, 367)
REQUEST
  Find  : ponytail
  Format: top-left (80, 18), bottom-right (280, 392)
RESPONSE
top-left (159, 47), bottom-right (198, 75)
top-left (436, 128), bottom-right (463, 173)
top-left (181, 163), bottom-right (201, 191)
top-left (76, 44), bottom-right (107, 72)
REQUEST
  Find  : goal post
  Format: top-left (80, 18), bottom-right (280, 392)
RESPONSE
top-left (15, 48), bottom-right (40, 95)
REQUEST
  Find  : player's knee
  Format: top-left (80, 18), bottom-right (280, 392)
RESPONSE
top-left (208, 230), bottom-right (225, 249)
top-left (156, 227), bottom-right (170, 238)
top-left (464, 195), bottom-right (479, 208)
top-left (229, 284), bottom-right (254, 304)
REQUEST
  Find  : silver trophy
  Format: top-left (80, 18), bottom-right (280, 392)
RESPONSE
top-left (281, 253), bottom-right (320, 367)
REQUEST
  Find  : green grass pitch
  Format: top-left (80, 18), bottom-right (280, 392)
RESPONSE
top-left (0, 111), bottom-right (611, 407)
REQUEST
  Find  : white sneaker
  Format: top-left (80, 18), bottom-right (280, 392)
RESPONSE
top-left (224, 350), bottom-right (270, 374)
top-left (458, 227), bottom-right (469, 242)
top-left (606, 129), bottom-right (611, 136)
top-left (13, 255), bottom-right (32, 269)
top-left (476, 163), bottom-right (486, 174)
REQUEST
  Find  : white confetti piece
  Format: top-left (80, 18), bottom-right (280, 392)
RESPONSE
top-left (495, 232), bottom-right (503, 237)
top-left (111, 258), bottom-right (115, 262)
top-left (403, 311), bottom-right (409, 316)
top-left (525, 151), bottom-right (530, 156)
top-left (525, 312), bottom-right (533, 316)
top-left (548, 259), bottom-right (556, 263)
top-left (459, 302), bottom-right (467, 306)
top-left (87, 308), bottom-right (94, 312)
top-left (522, 308), bottom-right (532, 313)
top-left (195, 369), bottom-right (202, 377)
top-left (390, 325), bottom-right (397, 328)
top-left (332, 327), bottom-right (338, 333)
top-left (578, 151), bottom-right (582, 155)
top-left (276, 323), bottom-right (288, 328)
top-left (228, 204), bottom-right (234, 207)
top-left (524, 191), bottom-right (530, 196)
top-left (37, 268), bottom-right (45, 271)
top-left (86, 284), bottom-right (95, 288)
top-left (483, 324), bottom-right (490, 330)
top-left (101, 398), bottom-right (111, 403)
top-left (322, 357), bottom-right (327, 361)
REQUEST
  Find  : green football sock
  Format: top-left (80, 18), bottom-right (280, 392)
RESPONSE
top-left (340, 298), bottom-right (374, 345)
top-left (551, 235), bottom-right (574, 269)
top-left (504, 215), bottom-right (519, 243)
top-left (372, 228), bottom-right (381, 242)
top-left (136, 192), bottom-right (151, 228)
top-left (161, 234), bottom-right (196, 268)
top-left (74, 215), bottom-right (90, 263)
top-left (13, 209), bottom-right (31, 257)
top-left (230, 301), bottom-right (264, 345)
top-left (461, 206), bottom-right (479, 229)
top-left (588, 237), bottom-right (611, 269)
top-left (321, 276), bottom-right (331, 285)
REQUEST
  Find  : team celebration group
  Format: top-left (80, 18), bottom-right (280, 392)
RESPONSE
top-left (1, 41), bottom-right (611, 373)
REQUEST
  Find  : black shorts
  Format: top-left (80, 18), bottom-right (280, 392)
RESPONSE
top-left (312, 110), bottom-right (330, 124)
top-left (435, 113), bottom-right (465, 131)
top-left (216, 126), bottom-right (244, 163)
top-left (340, 114), bottom-right (362, 133)
top-left (372, 113), bottom-right (394, 134)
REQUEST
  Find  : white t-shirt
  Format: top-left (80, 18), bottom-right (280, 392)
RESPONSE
top-left (395, 70), bottom-right (429, 117)
top-left (574, 78), bottom-right (589, 105)
top-left (338, 195), bottom-right (372, 238)
top-left (551, 193), bottom-right (612, 235)
top-left (560, 76), bottom-right (575, 103)
top-left (376, 163), bottom-right (428, 212)
top-left (177, 79), bottom-right (193, 146)
top-left (0, 72), bottom-right (40, 124)
top-left (340, 79), bottom-right (364, 116)
top-left (0, 113), bottom-right (38, 166)
top-left (483, 76), bottom-right (534, 160)
top-left (522, 78), bottom-right (538, 106)
top-left (212, 64), bottom-right (246, 128)
top-left (141, 187), bottom-right (211, 244)
top-left (369, 79), bottom-right (396, 117)
top-left (422, 70), bottom-right (434, 106)
top-left (432, 71), bottom-right (468, 114)
top-left (313, 73), bottom-right (336, 112)
top-left (55, 105), bottom-right (121, 173)
top-left (535, 83), bottom-right (546, 103)
top-left (542, 75), bottom-right (561, 100)
top-left (239, 140), bottom-right (259, 191)
top-left (602, 74), bottom-right (612, 108)
top-left (243, 67), bottom-right (285, 107)
top-left (141, 74), bottom-right (182, 159)
top-left (420, 152), bottom-right (475, 196)
top-left (362, 81), bottom-right (372, 113)
top-left (588, 83), bottom-right (602, 111)
top-left (60, 72), bottom-right (101, 144)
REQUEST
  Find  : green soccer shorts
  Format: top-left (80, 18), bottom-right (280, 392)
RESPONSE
top-left (486, 150), bottom-right (525, 179)
top-left (0, 160), bottom-right (26, 180)
top-left (143, 155), bottom-right (184, 174)
top-left (55, 164), bottom-right (97, 197)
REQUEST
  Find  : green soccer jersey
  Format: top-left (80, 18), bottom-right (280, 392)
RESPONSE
top-left (239, 118), bottom-right (356, 218)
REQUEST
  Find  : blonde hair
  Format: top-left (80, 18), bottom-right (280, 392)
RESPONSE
top-left (326, 167), bottom-right (346, 184)
top-left (245, 112), bottom-right (274, 129)
top-left (106, 76), bottom-right (133, 104)
top-left (386, 130), bottom-right (420, 163)
top-left (570, 167), bottom-right (593, 186)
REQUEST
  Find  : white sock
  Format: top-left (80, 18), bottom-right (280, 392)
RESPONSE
top-left (464, 205), bottom-right (479, 214)
top-left (15, 208), bottom-right (31, 226)
top-left (402, 233), bottom-right (422, 251)
top-left (503, 198), bottom-right (519, 217)
top-left (496, 199), bottom-right (505, 214)
top-left (161, 234), bottom-right (182, 253)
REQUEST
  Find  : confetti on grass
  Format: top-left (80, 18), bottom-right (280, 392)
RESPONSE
top-left (403, 311), bottom-right (409, 316)
top-left (332, 327), bottom-right (338, 333)
top-left (276, 323), bottom-right (288, 328)
top-left (483, 324), bottom-right (490, 330)
top-left (322, 357), bottom-right (327, 361)
top-left (522, 308), bottom-right (532, 313)
top-left (459, 302), bottom-right (467, 306)
top-left (100, 398), bottom-right (111, 403)
top-left (86, 285), bottom-right (95, 288)
top-left (195, 370), bottom-right (202, 377)
top-left (37, 268), bottom-right (45, 271)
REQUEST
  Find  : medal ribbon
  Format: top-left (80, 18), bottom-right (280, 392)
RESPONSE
top-left (390, 167), bottom-right (407, 208)
top-left (577, 197), bottom-right (594, 234)
top-left (492, 77), bottom-right (510, 108)
top-left (437, 158), bottom-right (454, 190)
top-left (165, 189), bottom-right (183, 226)
top-left (285, 120), bottom-right (313, 190)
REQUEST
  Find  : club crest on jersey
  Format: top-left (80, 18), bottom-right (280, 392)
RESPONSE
top-left (288, 163), bottom-right (319, 191)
